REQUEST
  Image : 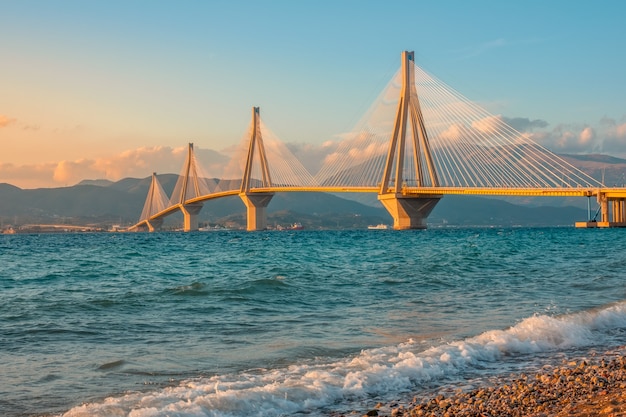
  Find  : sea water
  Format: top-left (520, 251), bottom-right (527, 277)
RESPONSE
top-left (1, 228), bottom-right (626, 417)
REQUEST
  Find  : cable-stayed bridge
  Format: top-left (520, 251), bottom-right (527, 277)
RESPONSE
top-left (130, 51), bottom-right (626, 232)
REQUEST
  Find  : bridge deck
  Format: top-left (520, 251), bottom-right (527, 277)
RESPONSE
top-left (130, 186), bottom-right (626, 231)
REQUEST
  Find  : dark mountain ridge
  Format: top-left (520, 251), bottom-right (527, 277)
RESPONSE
top-left (0, 174), bottom-right (591, 229)
top-left (7, 151), bottom-right (622, 229)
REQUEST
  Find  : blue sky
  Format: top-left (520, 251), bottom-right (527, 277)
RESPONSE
top-left (1, 0), bottom-right (625, 187)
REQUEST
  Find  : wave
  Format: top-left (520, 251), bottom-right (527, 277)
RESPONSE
top-left (61, 301), bottom-right (626, 417)
top-left (166, 282), bottom-right (209, 297)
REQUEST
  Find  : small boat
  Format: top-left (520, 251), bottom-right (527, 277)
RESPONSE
top-left (288, 222), bottom-right (304, 230)
top-left (367, 224), bottom-right (389, 230)
top-left (199, 224), bottom-right (230, 231)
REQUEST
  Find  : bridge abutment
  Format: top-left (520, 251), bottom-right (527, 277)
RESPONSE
top-left (378, 194), bottom-right (441, 230)
top-left (181, 203), bottom-right (204, 232)
top-left (239, 193), bottom-right (274, 231)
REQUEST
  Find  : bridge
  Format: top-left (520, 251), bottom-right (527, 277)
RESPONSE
top-left (130, 51), bottom-right (626, 232)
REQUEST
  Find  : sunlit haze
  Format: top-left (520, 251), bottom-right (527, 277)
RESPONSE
top-left (2, 0), bottom-right (625, 188)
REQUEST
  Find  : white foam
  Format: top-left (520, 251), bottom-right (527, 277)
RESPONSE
top-left (61, 301), bottom-right (626, 417)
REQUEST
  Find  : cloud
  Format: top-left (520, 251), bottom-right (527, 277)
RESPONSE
top-left (286, 141), bottom-right (340, 174)
top-left (579, 127), bottom-right (594, 145)
top-left (502, 117), bottom-right (549, 132)
top-left (52, 160), bottom-right (102, 184)
top-left (597, 118), bottom-right (626, 155)
top-left (0, 145), bottom-right (231, 189)
top-left (439, 123), bottom-right (465, 141)
top-left (0, 115), bottom-right (16, 128)
top-left (4, 115), bottom-right (626, 190)
top-left (0, 162), bottom-right (56, 186)
top-left (471, 115), bottom-right (503, 135)
top-left (527, 117), bottom-right (626, 156)
top-left (431, 114), bottom-right (626, 157)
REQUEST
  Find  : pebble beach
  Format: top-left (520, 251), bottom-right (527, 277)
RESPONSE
top-left (342, 348), bottom-right (626, 417)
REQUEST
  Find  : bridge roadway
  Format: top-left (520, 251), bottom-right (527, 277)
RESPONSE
top-left (134, 186), bottom-right (626, 230)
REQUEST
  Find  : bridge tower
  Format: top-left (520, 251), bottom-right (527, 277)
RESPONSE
top-left (378, 51), bottom-right (442, 229)
top-left (239, 107), bottom-right (274, 231)
top-left (139, 172), bottom-right (168, 232)
top-left (173, 143), bottom-right (204, 232)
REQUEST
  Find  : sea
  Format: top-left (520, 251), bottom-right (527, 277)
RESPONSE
top-left (2, 227), bottom-right (626, 417)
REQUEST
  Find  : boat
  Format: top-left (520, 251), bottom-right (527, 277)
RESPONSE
top-left (275, 222), bottom-right (304, 231)
top-left (367, 224), bottom-right (389, 230)
top-left (199, 224), bottom-right (231, 231)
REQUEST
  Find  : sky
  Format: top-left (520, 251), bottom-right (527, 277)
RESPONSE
top-left (1, 0), bottom-right (625, 188)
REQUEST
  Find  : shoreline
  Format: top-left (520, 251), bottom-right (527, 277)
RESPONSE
top-left (339, 347), bottom-right (626, 417)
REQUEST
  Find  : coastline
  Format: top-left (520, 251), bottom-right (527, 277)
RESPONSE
top-left (341, 347), bottom-right (626, 417)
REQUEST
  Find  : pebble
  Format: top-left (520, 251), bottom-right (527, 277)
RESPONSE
top-left (350, 350), bottom-right (626, 417)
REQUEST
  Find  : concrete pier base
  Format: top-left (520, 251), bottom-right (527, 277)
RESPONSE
top-left (239, 193), bottom-right (274, 231)
top-left (576, 221), bottom-right (626, 228)
top-left (378, 194), bottom-right (441, 230)
top-left (577, 196), bottom-right (626, 228)
top-left (181, 203), bottom-right (204, 232)
top-left (146, 218), bottom-right (163, 232)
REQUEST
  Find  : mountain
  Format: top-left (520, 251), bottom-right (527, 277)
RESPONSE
top-left (0, 177), bottom-right (589, 230)
top-left (5, 151), bottom-right (624, 229)
top-left (560, 153), bottom-right (626, 187)
top-left (429, 195), bottom-right (588, 227)
top-left (0, 178), bottom-right (391, 229)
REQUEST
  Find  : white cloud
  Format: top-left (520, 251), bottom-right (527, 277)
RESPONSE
top-left (0, 145), bottom-right (231, 189)
top-left (53, 160), bottom-right (102, 184)
top-left (4, 115), bottom-right (626, 190)
top-left (528, 117), bottom-right (626, 156)
top-left (286, 141), bottom-right (340, 174)
top-left (579, 127), bottom-right (594, 145)
top-left (439, 123), bottom-right (465, 141)
top-left (471, 115), bottom-right (503, 135)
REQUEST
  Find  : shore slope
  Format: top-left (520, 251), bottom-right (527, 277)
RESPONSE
top-left (345, 348), bottom-right (626, 417)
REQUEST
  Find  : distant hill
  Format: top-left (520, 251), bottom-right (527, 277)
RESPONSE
top-left (0, 177), bottom-right (391, 229)
top-left (561, 153), bottom-right (626, 165)
top-left (429, 195), bottom-right (588, 227)
top-left (6, 152), bottom-right (625, 229)
top-left (0, 177), bottom-right (589, 229)
top-left (77, 179), bottom-right (115, 187)
top-left (560, 153), bottom-right (626, 187)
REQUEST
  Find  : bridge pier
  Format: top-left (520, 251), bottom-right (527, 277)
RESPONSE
top-left (378, 194), bottom-right (441, 230)
top-left (597, 195), bottom-right (626, 227)
top-left (577, 193), bottom-right (626, 228)
top-left (613, 199), bottom-right (625, 223)
top-left (146, 218), bottom-right (163, 232)
top-left (239, 193), bottom-right (274, 231)
top-left (181, 203), bottom-right (203, 232)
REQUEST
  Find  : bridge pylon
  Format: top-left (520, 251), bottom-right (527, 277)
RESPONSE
top-left (378, 51), bottom-right (442, 229)
top-left (172, 143), bottom-right (205, 232)
top-left (239, 107), bottom-right (274, 231)
top-left (137, 172), bottom-right (170, 232)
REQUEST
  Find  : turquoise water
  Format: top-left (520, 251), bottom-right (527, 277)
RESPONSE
top-left (2, 228), bottom-right (626, 416)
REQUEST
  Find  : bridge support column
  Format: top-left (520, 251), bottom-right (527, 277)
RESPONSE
top-left (181, 203), bottom-right (203, 232)
top-left (239, 193), bottom-right (274, 231)
top-left (598, 194), bottom-right (610, 226)
top-left (612, 199), bottom-right (625, 223)
top-left (146, 218), bottom-right (163, 232)
top-left (583, 193), bottom-right (626, 228)
top-left (378, 194), bottom-right (441, 230)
